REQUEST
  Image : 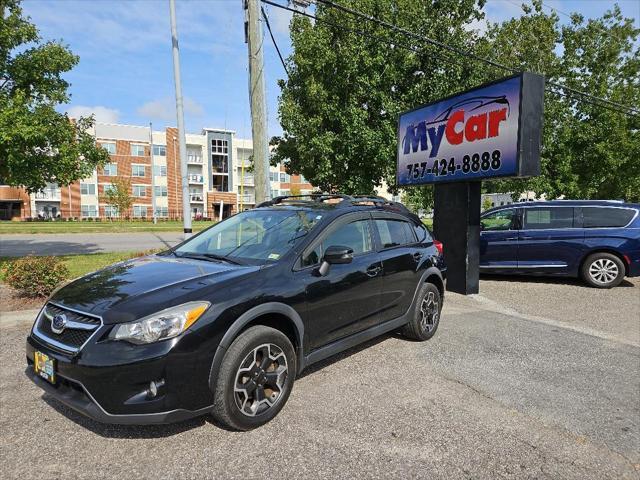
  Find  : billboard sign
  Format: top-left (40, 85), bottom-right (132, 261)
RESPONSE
top-left (396, 72), bottom-right (544, 186)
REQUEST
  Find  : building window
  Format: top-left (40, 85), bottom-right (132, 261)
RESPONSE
top-left (212, 154), bottom-right (228, 173)
top-left (154, 186), bottom-right (168, 197)
top-left (133, 205), bottom-right (148, 218)
top-left (81, 205), bottom-right (97, 218)
top-left (131, 144), bottom-right (146, 156)
top-left (152, 145), bottom-right (166, 156)
top-left (154, 165), bottom-right (167, 177)
top-left (211, 138), bottom-right (228, 154)
top-left (154, 206), bottom-right (168, 218)
top-left (103, 163), bottom-right (117, 176)
top-left (101, 142), bottom-right (116, 154)
top-left (133, 185), bottom-right (147, 197)
top-left (187, 147), bottom-right (202, 163)
top-left (279, 173), bottom-right (290, 183)
top-left (103, 184), bottom-right (116, 194)
top-left (269, 172), bottom-right (279, 182)
top-left (132, 165), bottom-right (146, 177)
top-left (80, 183), bottom-right (96, 195)
top-left (104, 205), bottom-right (119, 217)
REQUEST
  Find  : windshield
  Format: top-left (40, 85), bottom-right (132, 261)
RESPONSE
top-left (174, 209), bottom-right (323, 264)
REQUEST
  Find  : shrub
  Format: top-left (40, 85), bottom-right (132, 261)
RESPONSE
top-left (2, 256), bottom-right (69, 298)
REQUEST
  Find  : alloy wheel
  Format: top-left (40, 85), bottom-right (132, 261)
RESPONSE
top-left (588, 258), bottom-right (619, 285)
top-left (419, 291), bottom-right (439, 333)
top-left (234, 343), bottom-right (288, 417)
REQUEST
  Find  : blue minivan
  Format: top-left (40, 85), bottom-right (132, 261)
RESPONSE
top-left (480, 200), bottom-right (640, 288)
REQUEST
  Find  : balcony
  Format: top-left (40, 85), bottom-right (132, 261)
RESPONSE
top-left (190, 194), bottom-right (204, 203)
top-left (240, 194), bottom-right (255, 204)
top-left (188, 174), bottom-right (204, 184)
top-left (239, 175), bottom-right (254, 186)
top-left (187, 155), bottom-right (203, 164)
top-left (34, 189), bottom-right (61, 201)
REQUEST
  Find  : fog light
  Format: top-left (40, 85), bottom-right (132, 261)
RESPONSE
top-left (147, 379), bottom-right (165, 399)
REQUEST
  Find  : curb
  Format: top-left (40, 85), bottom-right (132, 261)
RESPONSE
top-left (0, 309), bottom-right (40, 328)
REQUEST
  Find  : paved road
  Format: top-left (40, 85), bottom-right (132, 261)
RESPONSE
top-left (0, 232), bottom-right (184, 256)
top-left (1, 288), bottom-right (638, 479)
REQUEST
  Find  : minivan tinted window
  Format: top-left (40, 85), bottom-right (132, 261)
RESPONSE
top-left (523, 207), bottom-right (573, 230)
top-left (582, 207), bottom-right (636, 228)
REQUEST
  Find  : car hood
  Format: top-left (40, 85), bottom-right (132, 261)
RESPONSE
top-left (50, 255), bottom-right (259, 323)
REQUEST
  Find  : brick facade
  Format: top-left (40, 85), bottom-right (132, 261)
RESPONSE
top-left (2, 123), bottom-right (314, 220)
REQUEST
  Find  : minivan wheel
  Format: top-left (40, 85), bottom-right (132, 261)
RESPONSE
top-left (401, 282), bottom-right (442, 341)
top-left (212, 325), bottom-right (296, 431)
top-left (581, 253), bottom-right (625, 288)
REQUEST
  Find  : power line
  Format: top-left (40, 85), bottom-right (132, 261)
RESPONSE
top-left (260, 0), bottom-right (500, 76)
top-left (311, 0), bottom-right (639, 116)
top-left (261, 6), bottom-right (291, 77)
top-left (261, 0), bottom-right (638, 117)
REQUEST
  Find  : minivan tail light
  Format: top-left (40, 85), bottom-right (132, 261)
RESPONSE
top-left (433, 240), bottom-right (444, 255)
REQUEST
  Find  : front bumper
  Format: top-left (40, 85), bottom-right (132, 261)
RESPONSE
top-left (25, 367), bottom-right (211, 425)
top-left (26, 325), bottom-right (216, 424)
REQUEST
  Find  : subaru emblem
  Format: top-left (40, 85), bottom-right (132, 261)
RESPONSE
top-left (51, 313), bottom-right (67, 334)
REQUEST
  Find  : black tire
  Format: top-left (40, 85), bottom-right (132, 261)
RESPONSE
top-left (581, 252), bottom-right (625, 288)
top-left (211, 325), bottom-right (296, 431)
top-left (401, 282), bottom-right (442, 341)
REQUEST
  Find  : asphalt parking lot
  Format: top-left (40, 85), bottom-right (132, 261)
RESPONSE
top-left (1, 277), bottom-right (638, 479)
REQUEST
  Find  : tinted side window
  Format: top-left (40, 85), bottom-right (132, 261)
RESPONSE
top-left (582, 207), bottom-right (636, 228)
top-left (375, 219), bottom-right (416, 248)
top-left (302, 219), bottom-right (372, 267)
top-left (524, 207), bottom-right (573, 229)
top-left (414, 223), bottom-right (431, 243)
top-left (481, 209), bottom-right (514, 231)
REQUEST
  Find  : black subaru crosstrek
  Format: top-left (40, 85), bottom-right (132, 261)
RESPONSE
top-left (26, 195), bottom-right (446, 430)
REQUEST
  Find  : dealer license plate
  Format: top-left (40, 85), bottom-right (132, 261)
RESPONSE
top-left (34, 351), bottom-right (56, 384)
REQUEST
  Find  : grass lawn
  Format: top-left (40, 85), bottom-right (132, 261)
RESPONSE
top-left (0, 251), bottom-right (151, 282)
top-left (0, 220), bottom-right (216, 235)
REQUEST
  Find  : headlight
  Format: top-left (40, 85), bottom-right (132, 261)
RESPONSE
top-left (109, 301), bottom-right (210, 345)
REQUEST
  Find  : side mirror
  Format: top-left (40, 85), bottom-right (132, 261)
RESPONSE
top-left (318, 245), bottom-right (354, 276)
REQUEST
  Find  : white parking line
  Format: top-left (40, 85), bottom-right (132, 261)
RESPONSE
top-left (469, 294), bottom-right (639, 348)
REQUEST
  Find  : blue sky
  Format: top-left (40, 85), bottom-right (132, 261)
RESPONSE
top-left (23, 0), bottom-right (639, 138)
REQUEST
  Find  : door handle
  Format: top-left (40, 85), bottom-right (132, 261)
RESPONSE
top-left (366, 265), bottom-right (382, 277)
top-left (505, 237), bottom-right (518, 241)
top-left (412, 252), bottom-right (423, 261)
top-left (520, 236), bottom-right (533, 240)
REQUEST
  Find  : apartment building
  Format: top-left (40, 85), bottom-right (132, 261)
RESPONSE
top-left (0, 122), bottom-right (314, 221)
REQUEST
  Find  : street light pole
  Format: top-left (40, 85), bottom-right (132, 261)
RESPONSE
top-left (169, 0), bottom-right (192, 239)
top-left (149, 122), bottom-right (157, 224)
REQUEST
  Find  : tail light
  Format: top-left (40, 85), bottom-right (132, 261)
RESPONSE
top-left (433, 239), bottom-right (444, 255)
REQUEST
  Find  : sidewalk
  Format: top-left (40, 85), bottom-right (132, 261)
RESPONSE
top-left (0, 309), bottom-right (40, 328)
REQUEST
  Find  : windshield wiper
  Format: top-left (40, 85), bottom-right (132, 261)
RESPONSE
top-left (201, 253), bottom-right (244, 265)
top-left (176, 252), bottom-right (244, 265)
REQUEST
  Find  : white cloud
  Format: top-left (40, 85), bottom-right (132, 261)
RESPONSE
top-left (137, 97), bottom-right (204, 122)
top-left (66, 105), bottom-right (120, 123)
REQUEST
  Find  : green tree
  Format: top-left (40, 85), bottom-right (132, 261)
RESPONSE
top-left (274, 0), bottom-right (639, 202)
top-left (104, 178), bottom-right (133, 219)
top-left (0, 0), bottom-right (109, 192)
top-left (482, 196), bottom-right (493, 211)
top-left (481, 1), bottom-right (639, 202)
top-left (272, 0), bottom-right (487, 194)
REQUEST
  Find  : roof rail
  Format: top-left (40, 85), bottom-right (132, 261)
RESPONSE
top-left (256, 194), bottom-right (350, 208)
top-left (256, 193), bottom-right (417, 218)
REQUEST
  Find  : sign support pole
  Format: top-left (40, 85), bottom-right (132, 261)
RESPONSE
top-left (433, 181), bottom-right (481, 295)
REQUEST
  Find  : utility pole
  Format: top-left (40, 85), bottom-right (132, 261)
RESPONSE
top-left (244, 0), bottom-right (270, 204)
top-left (169, 0), bottom-right (192, 238)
